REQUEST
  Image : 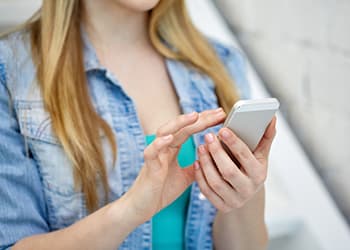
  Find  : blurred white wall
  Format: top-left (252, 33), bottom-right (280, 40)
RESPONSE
top-left (214, 0), bottom-right (350, 223)
top-left (0, 0), bottom-right (40, 31)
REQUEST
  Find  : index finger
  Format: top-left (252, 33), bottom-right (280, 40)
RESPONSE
top-left (156, 111), bottom-right (200, 138)
top-left (157, 108), bottom-right (226, 148)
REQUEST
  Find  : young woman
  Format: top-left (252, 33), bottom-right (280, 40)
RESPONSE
top-left (0, 0), bottom-right (276, 249)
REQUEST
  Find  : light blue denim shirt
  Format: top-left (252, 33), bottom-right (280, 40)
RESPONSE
top-left (0, 30), bottom-right (250, 250)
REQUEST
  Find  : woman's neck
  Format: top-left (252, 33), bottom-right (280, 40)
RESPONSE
top-left (82, 0), bottom-right (150, 50)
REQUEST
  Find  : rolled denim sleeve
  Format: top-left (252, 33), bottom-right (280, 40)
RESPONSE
top-left (0, 63), bottom-right (49, 249)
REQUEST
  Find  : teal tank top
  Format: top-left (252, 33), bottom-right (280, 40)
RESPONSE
top-left (145, 135), bottom-right (196, 250)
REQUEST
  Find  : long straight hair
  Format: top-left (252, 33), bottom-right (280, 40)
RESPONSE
top-left (25, 0), bottom-right (240, 212)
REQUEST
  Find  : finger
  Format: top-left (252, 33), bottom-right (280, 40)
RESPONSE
top-left (156, 112), bottom-right (199, 138)
top-left (194, 161), bottom-right (231, 213)
top-left (143, 134), bottom-right (173, 170)
top-left (172, 108), bottom-right (226, 147)
top-left (254, 116), bottom-right (277, 160)
top-left (197, 145), bottom-right (240, 206)
top-left (203, 135), bottom-right (252, 194)
top-left (217, 129), bottom-right (260, 178)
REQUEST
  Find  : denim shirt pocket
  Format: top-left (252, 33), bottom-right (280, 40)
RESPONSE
top-left (14, 100), bottom-right (87, 230)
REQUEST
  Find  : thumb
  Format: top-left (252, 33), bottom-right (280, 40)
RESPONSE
top-left (181, 164), bottom-right (196, 185)
top-left (254, 116), bottom-right (277, 160)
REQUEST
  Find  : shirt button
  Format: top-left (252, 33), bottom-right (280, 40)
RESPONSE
top-left (199, 192), bottom-right (207, 200)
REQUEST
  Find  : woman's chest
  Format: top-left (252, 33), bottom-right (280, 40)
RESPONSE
top-left (106, 53), bottom-right (182, 135)
top-left (123, 72), bottom-right (182, 135)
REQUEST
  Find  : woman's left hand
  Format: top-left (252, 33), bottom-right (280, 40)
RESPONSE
top-left (194, 116), bottom-right (277, 213)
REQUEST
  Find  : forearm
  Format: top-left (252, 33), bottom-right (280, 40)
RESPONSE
top-left (212, 187), bottom-right (268, 250)
top-left (13, 195), bottom-right (142, 250)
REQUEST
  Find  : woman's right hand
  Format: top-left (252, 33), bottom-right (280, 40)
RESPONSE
top-left (120, 108), bottom-right (226, 224)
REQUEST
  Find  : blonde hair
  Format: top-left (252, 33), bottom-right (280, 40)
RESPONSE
top-left (25, 0), bottom-right (240, 212)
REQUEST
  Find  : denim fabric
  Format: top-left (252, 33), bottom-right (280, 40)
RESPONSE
top-left (0, 31), bottom-right (250, 250)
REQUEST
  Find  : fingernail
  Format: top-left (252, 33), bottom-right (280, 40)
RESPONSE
top-left (186, 111), bottom-right (197, 117)
top-left (215, 107), bottom-right (223, 113)
top-left (205, 133), bottom-right (215, 143)
top-left (216, 111), bottom-right (225, 116)
top-left (221, 129), bottom-right (231, 139)
top-left (198, 145), bottom-right (206, 154)
top-left (162, 134), bottom-right (172, 141)
top-left (194, 161), bottom-right (200, 170)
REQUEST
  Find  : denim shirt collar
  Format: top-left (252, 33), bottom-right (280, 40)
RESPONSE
top-left (81, 27), bottom-right (103, 72)
top-left (80, 27), bottom-right (195, 108)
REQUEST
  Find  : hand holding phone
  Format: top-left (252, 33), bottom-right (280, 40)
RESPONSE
top-left (194, 99), bottom-right (278, 213)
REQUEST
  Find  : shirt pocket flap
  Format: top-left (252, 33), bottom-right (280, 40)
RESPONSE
top-left (15, 100), bottom-right (60, 145)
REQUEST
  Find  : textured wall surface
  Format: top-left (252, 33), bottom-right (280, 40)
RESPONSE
top-left (0, 0), bottom-right (40, 31)
top-left (215, 0), bottom-right (350, 222)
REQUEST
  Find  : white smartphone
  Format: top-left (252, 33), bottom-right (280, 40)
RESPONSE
top-left (222, 98), bottom-right (280, 151)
